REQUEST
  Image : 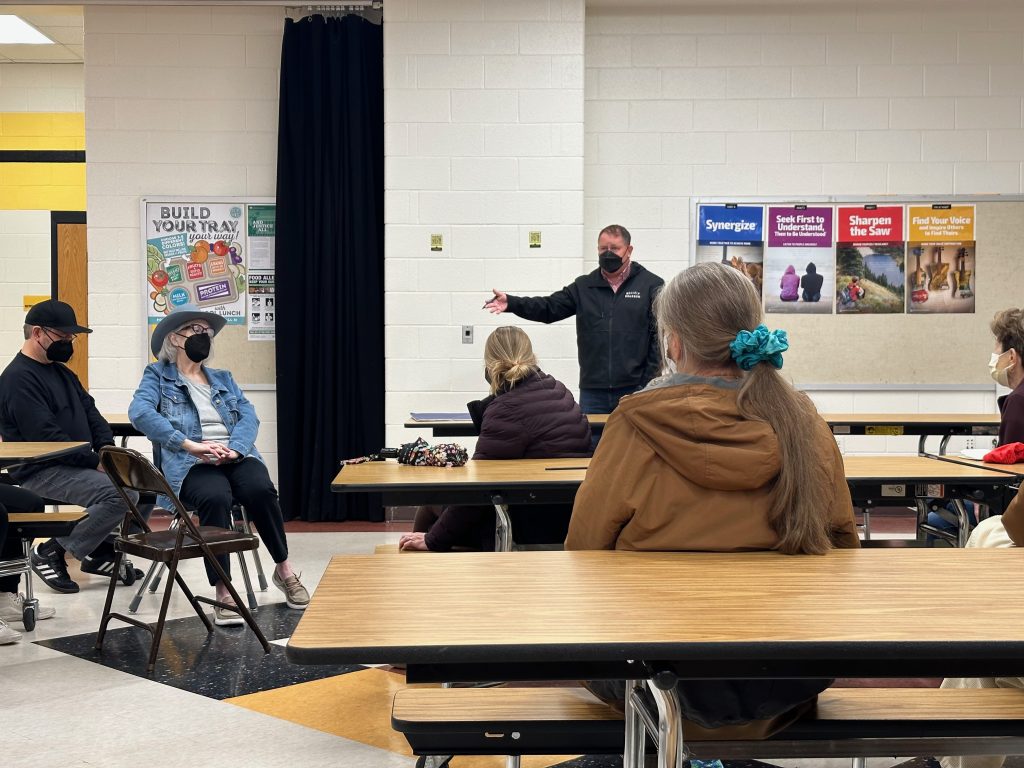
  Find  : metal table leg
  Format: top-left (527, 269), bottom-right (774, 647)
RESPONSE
top-left (647, 679), bottom-right (685, 768)
top-left (492, 495), bottom-right (513, 553)
top-left (624, 679), bottom-right (649, 768)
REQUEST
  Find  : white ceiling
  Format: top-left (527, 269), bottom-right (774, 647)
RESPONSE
top-left (0, 5), bottom-right (82, 63)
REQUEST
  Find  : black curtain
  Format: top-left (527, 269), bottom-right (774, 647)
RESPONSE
top-left (275, 15), bottom-right (384, 521)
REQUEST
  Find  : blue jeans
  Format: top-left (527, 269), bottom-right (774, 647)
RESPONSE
top-left (926, 500), bottom-right (977, 543)
top-left (579, 385), bottom-right (642, 449)
top-left (578, 385), bottom-right (641, 416)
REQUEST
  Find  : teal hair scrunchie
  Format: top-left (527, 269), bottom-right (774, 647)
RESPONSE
top-left (729, 324), bottom-right (789, 371)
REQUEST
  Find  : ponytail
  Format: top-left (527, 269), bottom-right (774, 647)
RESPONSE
top-left (737, 365), bottom-right (832, 554)
top-left (483, 326), bottom-right (539, 395)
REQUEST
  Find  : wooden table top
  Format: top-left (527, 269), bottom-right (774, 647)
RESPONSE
top-left (936, 457), bottom-right (1024, 477)
top-left (332, 454), bottom-right (1013, 492)
top-left (287, 548), bottom-right (1024, 671)
top-left (332, 457), bottom-right (591, 491)
top-left (406, 413), bottom-right (995, 428)
top-left (841, 454), bottom-right (1016, 482)
top-left (0, 441), bottom-right (88, 465)
top-left (102, 414), bottom-right (143, 437)
top-left (822, 413), bottom-right (1001, 426)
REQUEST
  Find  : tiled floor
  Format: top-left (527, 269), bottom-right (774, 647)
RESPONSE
top-left (0, 522), bottom-right (988, 768)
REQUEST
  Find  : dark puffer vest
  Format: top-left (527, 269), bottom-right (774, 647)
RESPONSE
top-left (424, 370), bottom-right (591, 551)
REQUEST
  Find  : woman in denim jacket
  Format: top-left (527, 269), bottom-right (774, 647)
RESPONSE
top-left (129, 306), bottom-right (308, 625)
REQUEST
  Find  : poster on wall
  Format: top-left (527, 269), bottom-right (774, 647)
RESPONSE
top-left (764, 206), bottom-right (834, 315)
top-left (246, 205), bottom-right (276, 341)
top-left (906, 204), bottom-right (976, 315)
top-left (834, 206), bottom-right (905, 315)
top-left (145, 203), bottom-right (247, 327)
top-left (695, 205), bottom-right (764, 299)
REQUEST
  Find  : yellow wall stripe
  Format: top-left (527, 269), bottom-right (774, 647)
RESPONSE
top-left (0, 113), bottom-right (86, 211)
top-left (0, 112), bottom-right (85, 150)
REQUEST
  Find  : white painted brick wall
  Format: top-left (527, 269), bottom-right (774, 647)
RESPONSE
top-left (585, 3), bottom-right (1016, 448)
top-left (385, 0), bottom-right (586, 446)
top-left (84, 6), bottom-right (282, 473)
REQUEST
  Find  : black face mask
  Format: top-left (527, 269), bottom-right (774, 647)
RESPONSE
top-left (45, 339), bottom-right (74, 363)
top-left (599, 250), bottom-right (623, 273)
top-left (183, 333), bottom-right (211, 363)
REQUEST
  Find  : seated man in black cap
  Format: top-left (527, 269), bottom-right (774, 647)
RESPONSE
top-left (0, 300), bottom-right (140, 594)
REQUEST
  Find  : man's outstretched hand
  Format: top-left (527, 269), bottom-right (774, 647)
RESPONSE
top-left (483, 289), bottom-right (507, 314)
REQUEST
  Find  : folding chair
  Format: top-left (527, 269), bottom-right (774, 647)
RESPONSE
top-left (129, 502), bottom-right (268, 613)
top-left (127, 443), bottom-right (269, 614)
top-left (95, 446), bottom-right (271, 673)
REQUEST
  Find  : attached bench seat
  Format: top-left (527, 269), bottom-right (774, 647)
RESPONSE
top-left (7, 507), bottom-right (87, 539)
top-left (393, 686), bottom-right (1024, 760)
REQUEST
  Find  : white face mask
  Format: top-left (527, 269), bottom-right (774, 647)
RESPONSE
top-left (989, 351), bottom-right (1014, 388)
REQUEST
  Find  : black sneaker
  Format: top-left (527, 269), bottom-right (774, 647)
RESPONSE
top-left (81, 555), bottom-right (144, 581)
top-left (30, 544), bottom-right (79, 594)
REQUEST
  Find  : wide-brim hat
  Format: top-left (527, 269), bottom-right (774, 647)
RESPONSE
top-left (150, 306), bottom-right (227, 357)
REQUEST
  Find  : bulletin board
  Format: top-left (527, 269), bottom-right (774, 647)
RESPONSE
top-left (141, 197), bottom-right (276, 388)
top-left (689, 195), bottom-right (1018, 388)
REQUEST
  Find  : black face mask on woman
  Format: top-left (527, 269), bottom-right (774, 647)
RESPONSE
top-left (183, 333), bottom-right (211, 363)
top-left (599, 250), bottom-right (623, 273)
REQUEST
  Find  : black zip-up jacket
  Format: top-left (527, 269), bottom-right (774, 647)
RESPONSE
top-left (504, 262), bottom-right (664, 390)
top-left (0, 352), bottom-right (113, 481)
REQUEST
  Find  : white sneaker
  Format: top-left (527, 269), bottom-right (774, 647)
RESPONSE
top-left (0, 592), bottom-right (56, 625)
top-left (0, 619), bottom-right (22, 645)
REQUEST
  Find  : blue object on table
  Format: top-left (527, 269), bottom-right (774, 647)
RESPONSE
top-left (409, 412), bottom-right (471, 421)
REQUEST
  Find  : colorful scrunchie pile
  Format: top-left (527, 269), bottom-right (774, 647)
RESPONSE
top-left (729, 324), bottom-right (789, 371)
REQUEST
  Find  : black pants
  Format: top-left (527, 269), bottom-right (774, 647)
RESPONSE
top-left (0, 485), bottom-right (46, 593)
top-left (179, 459), bottom-right (288, 586)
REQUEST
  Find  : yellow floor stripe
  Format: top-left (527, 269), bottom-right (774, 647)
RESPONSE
top-left (226, 667), bottom-right (578, 768)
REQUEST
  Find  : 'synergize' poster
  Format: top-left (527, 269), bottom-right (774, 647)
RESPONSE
top-left (696, 205), bottom-right (765, 300)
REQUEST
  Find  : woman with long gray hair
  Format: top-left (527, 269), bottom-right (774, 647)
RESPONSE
top-left (567, 261), bottom-right (859, 741)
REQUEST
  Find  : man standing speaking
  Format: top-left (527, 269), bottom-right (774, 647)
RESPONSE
top-left (484, 225), bottom-right (663, 415)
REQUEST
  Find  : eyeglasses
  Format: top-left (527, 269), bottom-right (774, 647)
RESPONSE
top-left (43, 328), bottom-right (77, 343)
top-left (176, 323), bottom-right (212, 336)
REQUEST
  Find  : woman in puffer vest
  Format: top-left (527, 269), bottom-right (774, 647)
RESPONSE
top-left (399, 326), bottom-right (592, 552)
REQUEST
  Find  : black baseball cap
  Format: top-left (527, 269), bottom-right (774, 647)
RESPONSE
top-left (24, 300), bottom-right (93, 334)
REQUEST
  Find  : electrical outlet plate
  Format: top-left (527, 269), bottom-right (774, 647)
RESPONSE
top-left (965, 438), bottom-right (976, 450)
top-left (462, 325), bottom-right (473, 344)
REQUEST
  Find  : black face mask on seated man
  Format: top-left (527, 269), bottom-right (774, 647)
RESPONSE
top-left (599, 249), bottom-right (623, 273)
top-left (183, 333), bottom-right (211, 363)
top-left (44, 338), bottom-right (74, 363)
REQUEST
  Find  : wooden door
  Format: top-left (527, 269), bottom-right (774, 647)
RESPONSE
top-left (52, 212), bottom-right (88, 387)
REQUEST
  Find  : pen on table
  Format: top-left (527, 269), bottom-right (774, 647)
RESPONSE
top-left (545, 466), bottom-right (588, 471)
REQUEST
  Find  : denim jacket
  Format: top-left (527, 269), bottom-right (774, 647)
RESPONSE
top-left (128, 361), bottom-right (263, 503)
